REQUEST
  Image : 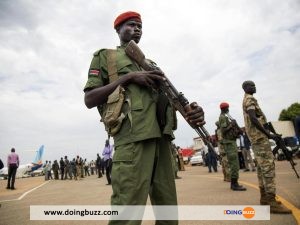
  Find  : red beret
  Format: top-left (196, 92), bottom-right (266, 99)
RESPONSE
top-left (114, 11), bottom-right (142, 29)
top-left (220, 102), bottom-right (229, 109)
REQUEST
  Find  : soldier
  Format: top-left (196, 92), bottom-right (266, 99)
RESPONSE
top-left (171, 143), bottom-right (181, 179)
top-left (239, 131), bottom-right (256, 172)
top-left (218, 102), bottom-right (246, 191)
top-left (96, 153), bottom-right (103, 178)
top-left (84, 158), bottom-right (90, 176)
top-left (242, 80), bottom-right (291, 214)
top-left (75, 155), bottom-right (81, 179)
top-left (52, 160), bottom-right (59, 180)
top-left (90, 160), bottom-right (96, 175)
top-left (215, 121), bottom-right (230, 181)
top-left (83, 11), bottom-right (205, 225)
top-left (59, 157), bottom-right (65, 180)
top-left (70, 158), bottom-right (77, 180)
top-left (64, 156), bottom-right (72, 180)
top-left (80, 157), bottom-right (85, 178)
top-left (176, 146), bottom-right (185, 171)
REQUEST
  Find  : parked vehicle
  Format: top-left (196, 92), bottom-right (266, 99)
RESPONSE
top-left (190, 152), bottom-right (203, 166)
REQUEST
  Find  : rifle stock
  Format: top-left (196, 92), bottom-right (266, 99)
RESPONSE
top-left (125, 40), bottom-right (216, 155)
top-left (264, 122), bottom-right (299, 179)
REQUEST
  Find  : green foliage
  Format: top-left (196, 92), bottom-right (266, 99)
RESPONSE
top-left (279, 103), bottom-right (300, 121)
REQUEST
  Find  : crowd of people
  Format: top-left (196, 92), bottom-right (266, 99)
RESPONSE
top-left (41, 139), bottom-right (113, 185)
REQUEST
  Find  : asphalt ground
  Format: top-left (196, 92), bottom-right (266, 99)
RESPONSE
top-left (0, 159), bottom-right (299, 225)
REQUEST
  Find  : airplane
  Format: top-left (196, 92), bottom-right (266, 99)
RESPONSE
top-left (0, 145), bottom-right (44, 179)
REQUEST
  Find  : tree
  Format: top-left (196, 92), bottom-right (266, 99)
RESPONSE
top-left (278, 103), bottom-right (300, 121)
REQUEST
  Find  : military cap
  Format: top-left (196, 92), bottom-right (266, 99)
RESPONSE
top-left (114, 11), bottom-right (142, 29)
top-left (220, 102), bottom-right (229, 109)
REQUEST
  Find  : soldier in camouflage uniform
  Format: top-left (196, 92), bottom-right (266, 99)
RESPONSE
top-left (171, 143), bottom-right (181, 179)
top-left (215, 121), bottom-right (230, 182)
top-left (84, 11), bottom-right (205, 225)
top-left (219, 102), bottom-right (246, 191)
top-left (242, 80), bottom-right (291, 214)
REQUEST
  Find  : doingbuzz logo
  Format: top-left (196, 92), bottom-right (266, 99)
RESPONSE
top-left (243, 207), bottom-right (255, 219)
top-left (224, 207), bottom-right (255, 219)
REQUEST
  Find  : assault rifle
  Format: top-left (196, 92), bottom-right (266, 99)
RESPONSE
top-left (225, 113), bottom-right (244, 138)
top-left (264, 122), bottom-right (299, 179)
top-left (125, 40), bottom-right (217, 155)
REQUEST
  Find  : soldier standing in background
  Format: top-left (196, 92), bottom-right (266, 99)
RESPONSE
top-left (171, 143), bottom-right (181, 179)
top-left (242, 80), bottom-right (291, 214)
top-left (90, 160), bottom-right (96, 175)
top-left (80, 157), bottom-right (85, 178)
top-left (75, 156), bottom-right (82, 179)
top-left (71, 158), bottom-right (77, 180)
top-left (176, 146), bottom-right (185, 171)
top-left (59, 157), bottom-right (65, 180)
top-left (96, 153), bottom-right (102, 178)
top-left (215, 121), bottom-right (230, 181)
top-left (52, 160), bottom-right (59, 180)
top-left (239, 131), bottom-right (256, 172)
top-left (64, 156), bottom-right (70, 180)
top-left (219, 102), bottom-right (246, 191)
top-left (84, 158), bottom-right (90, 176)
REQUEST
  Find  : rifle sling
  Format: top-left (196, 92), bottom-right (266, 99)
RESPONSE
top-left (107, 49), bottom-right (118, 83)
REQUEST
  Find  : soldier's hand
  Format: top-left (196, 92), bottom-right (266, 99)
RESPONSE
top-left (127, 70), bottom-right (165, 89)
top-left (186, 102), bottom-right (205, 127)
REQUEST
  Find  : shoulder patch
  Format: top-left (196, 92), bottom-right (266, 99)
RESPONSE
top-left (93, 49), bottom-right (106, 56)
top-left (89, 68), bottom-right (101, 76)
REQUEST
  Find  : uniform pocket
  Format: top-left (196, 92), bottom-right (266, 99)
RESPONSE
top-left (117, 57), bottom-right (133, 74)
top-left (112, 143), bottom-right (135, 163)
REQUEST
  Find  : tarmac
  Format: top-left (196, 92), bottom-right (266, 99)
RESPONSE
top-left (0, 159), bottom-right (299, 225)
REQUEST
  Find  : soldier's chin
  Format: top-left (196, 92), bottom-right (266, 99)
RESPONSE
top-left (132, 37), bottom-right (141, 43)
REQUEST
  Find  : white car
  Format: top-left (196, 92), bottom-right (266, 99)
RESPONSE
top-left (190, 152), bottom-right (203, 166)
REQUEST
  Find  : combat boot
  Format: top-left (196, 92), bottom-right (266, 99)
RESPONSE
top-left (267, 194), bottom-right (291, 214)
top-left (224, 177), bottom-right (231, 182)
top-left (230, 178), bottom-right (247, 191)
top-left (260, 188), bottom-right (281, 205)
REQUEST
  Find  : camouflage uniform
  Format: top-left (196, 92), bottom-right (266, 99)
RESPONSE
top-left (219, 113), bottom-right (240, 180)
top-left (216, 126), bottom-right (230, 181)
top-left (171, 143), bottom-right (180, 178)
top-left (242, 93), bottom-right (276, 195)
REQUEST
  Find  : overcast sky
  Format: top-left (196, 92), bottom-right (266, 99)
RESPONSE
top-left (0, 0), bottom-right (299, 164)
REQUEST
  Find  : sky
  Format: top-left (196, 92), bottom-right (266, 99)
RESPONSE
top-left (0, 0), bottom-right (299, 164)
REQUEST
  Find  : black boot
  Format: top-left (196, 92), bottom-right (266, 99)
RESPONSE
top-left (230, 178), bottom-right (247, 191)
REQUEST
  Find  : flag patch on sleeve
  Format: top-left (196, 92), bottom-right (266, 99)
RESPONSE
top-left (89, 69), bottom-right (100, 76)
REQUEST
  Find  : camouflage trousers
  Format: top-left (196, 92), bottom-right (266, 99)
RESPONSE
top-left (220, 153), bottom-right (230, 180)
top-left (223, 141), bottom-right (240, 179)
top-left (219, 144), bottom-right (230, 180)
top-left (252, 138), bottom-right (276, 195)
top-left (171, 155), bottom-right (179, 174)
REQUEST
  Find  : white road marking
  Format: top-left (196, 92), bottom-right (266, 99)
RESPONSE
top-left (0, 181), bottom-right (50, 203)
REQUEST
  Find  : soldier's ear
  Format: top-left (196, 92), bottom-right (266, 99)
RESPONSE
top-left (115, 26), bottom-right (121, 34)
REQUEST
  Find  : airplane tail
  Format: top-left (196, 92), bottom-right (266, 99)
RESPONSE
top-left (32, 145), bottom-right (44, 165)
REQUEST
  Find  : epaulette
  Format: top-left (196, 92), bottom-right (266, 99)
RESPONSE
top-left (93, 49), bottom-right (106, 56)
